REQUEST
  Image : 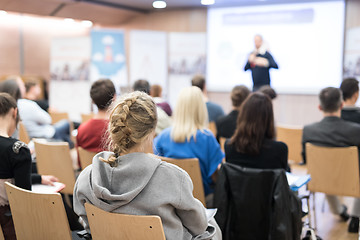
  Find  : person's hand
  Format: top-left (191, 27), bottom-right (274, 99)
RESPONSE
top-left (249, 53), bottom-right (257, 63)
top-left (254, 57), bottom-right (269, 67)
top-left (41, 175), bottom-right (59, 186)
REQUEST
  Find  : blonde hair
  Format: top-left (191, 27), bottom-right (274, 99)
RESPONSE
top-left (171, 86), bottom-right (208, 142)
top-left (101, 91), bottom-right (157, 167)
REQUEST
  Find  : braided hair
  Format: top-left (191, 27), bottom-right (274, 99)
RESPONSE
top-left (101, 91), bottom-right (157, 167)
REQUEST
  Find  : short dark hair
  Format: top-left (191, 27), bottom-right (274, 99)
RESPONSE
top-left (340, 78), bottom-right (359, 101)
top-left (25, 81), bottom-right (38, 93)
top-left (0, 92), bottom-right (19, 124)
top-left (230, 92), bottom-right (275, 155)
top-left (319, 87), bottom-right (342, 113)
top-left (90, 79), bottom-right (116, 110)
top-left (231, 85), bottom-right (250, 107)
top-left (0, 79), bottom-right (21, 101)
top-left (259, 85), bottom-right (277, 100)
top-left (133, 79), bottom-right (150, 94)
top-left (191, 75), bottom-right (205, 91)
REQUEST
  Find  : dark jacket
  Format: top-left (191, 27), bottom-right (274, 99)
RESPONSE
top-left (214, 163), bottom-right (302, 240)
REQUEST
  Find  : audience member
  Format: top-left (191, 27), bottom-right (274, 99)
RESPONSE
top-left (73, 91), bottom-right (221, 239)
top-left (225, 92), bottom-right (290, 171)
top-left (77, 79), bottom-right (115, 154)
top-left (216, 85), bottom-right (250, 140)
top-left (24, 80), bottom-right (49, 112)
top-left (191, 75), bottom-right (225, 122)
top-left (340, 77), bottom-right (360, 124)
top-left (259, 85), bottom-right (277, 100)
top-left (302, 87), bottom-right (360, 232)
top-left (0, 92), bottom-right (31, 240)
top-left (154, 86), bottom-right (224, 206)
top-left (133, 79), bottom-right (171, 135)
top-left (150, 84), bottom-right (172, 116)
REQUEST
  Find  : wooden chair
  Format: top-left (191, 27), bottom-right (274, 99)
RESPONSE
top-left (306, 143), bottom-right (360, 228)
top-left (158, 156), bottom-right (206, 206)
top-left (276, 125), bottom-right (303, 164)
top-left (78, 147), bottom-right (97, 169)
top-left (85, 203), bottom-right (166, 240)
top-left (50, 111), bottom-right (70, 125)
top-left (208, 122), bottom-right (217, 137)
top-left (81, 113), bottom-right (94, 123)
top-left (5, 182), bottom-right (72, 240)
top-left (34, 140), bottom-right (76, 195)
top-left (0, 226), bottom-right (4, 240)
top-left (18, 122), bottom-right (30, 144)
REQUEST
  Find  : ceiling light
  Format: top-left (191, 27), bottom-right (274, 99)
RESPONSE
top-left (0, 10), bottom-right (7, 15)
top-left (201, 0), bottom-right (215, 5)
top-left (81, 20), bottom-right (93, 28)
top-left (64, 18), bottom-right (75, 23)
top-left (153, 1), bottom-right (167, 9)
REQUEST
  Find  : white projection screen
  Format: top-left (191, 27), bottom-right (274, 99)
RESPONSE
top-left (207, 0), bottom-right (345, 94)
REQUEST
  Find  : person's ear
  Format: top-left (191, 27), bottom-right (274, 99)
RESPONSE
top-left (318, 105), bottom-right (322, 111)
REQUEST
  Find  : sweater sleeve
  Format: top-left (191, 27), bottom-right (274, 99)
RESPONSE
top-left (244, 60), bottom-right (251, 71)
top-left (175, 172), bottom-right (215, 238)
top-left (11, 142), bottom-right (32, 190)
top-left (266, 52), bottom-right (278, 69)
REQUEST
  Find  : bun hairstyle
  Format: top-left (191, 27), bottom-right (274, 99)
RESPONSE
top-left (101, 91), bottom-right (157, 167)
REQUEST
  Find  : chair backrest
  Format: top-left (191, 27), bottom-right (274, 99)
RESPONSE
top-left (208, 122), bottom-right (217, 137)
top-left (306, 143), bottom-right (360, 197)
top-left (78, 147), bottom-right (97, 169)
top-left (49, 111), bottom-right (69, 125)
top-left (85, 203), bottom-right (166, 240)
top-left (5, 182), bottom-right (72, 240)
top-left (0, 226), bottom-right (4, 240)
top-left (276, 125), bottom-right (303, 164)
top-left (81, 113), bottom-right (94, 123)
top-left (219, 137), bottom-right (226, 153)
top-left (18, 122), bottom-right (30, 144)
top-left (34, 140), bottom-right (76, 195)
top-left (158, 156), bottom-right (206, 206)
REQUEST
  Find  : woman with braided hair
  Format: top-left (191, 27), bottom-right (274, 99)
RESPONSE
top-left (73, 91), bottom-right (221, 239)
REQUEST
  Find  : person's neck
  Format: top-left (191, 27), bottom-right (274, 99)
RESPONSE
top-left (323, 110), bottom-right (341, 118)
top-left (343, 99), bottom-right (356, 107)
top-left (93, 110), bottom-right (109, 120)
top-left (24, 93), bottom-right (36, 101)
top-left (0, 118), bottom-right (11, 138)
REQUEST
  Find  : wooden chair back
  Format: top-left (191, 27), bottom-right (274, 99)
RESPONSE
top-left (306, 143), bottom-right (360, 197)
top-left (219, 137), bottom-right (226, 153)
top-left (208, 122), bottom-right (217, 137)
top-left (81, 113), bottom-right (94, 123)
top-left (34, 140), bottom-right (76, 195)
top-left (78, 147), bottom-right (97, 169)
top-left (49, 111), bottom-right (69, 125)
top-left (5, 182), bottom-right (72, 240)
top-left (18, 122), bottom-right (30, 144)
top-left (158, 156), bottom-right (206, 206)
top-left (276, 125), bottom-right (303, 164)
top-left (0, 226), bottom-right (4, 240)
top-left (85, 203), bottom-right (166, 240)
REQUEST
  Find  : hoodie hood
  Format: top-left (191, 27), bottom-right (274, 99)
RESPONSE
top-left (89, 151), bottom-right (162, 212)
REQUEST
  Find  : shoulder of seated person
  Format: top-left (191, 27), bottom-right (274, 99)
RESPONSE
top-left (12, 140), bottom-right (29, 154)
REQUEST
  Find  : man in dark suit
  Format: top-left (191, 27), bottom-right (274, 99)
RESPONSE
top-left (302, 87), bottom-right (360, 233)
top-left (244, 35), bottom-right (278, 91)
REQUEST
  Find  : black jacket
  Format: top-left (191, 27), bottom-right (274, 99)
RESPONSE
top-left (214, 163), bottom-right (302, 240)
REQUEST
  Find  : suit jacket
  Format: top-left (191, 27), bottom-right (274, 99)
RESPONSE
top-left (302, 116), bottom-right (360, 163)
top-left (341, 106), bottom-right (360, 124)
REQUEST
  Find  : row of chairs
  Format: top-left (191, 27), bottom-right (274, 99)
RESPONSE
top-left (4, 182), bottom-right (166, 240)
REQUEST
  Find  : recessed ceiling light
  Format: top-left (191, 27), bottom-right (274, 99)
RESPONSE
top-left (64, 18), bottom-right (75, 23)
top-left (153, 1), bottom-right (167, 9)
top-left (81, 20), bottom-right (93, 28)
top-left (201, 0), bottom-right (215, 5)
top-left (0, 10), bottom-right (7, 15)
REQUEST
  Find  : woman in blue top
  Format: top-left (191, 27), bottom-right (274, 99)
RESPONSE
top-left (154, 87), bottom-right (224, 206)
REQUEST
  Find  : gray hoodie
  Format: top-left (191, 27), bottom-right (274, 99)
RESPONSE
top-left (73, 151), bottom-right (219, 240)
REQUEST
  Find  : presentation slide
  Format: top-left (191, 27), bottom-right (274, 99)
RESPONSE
top-left (207, 1), bottom-right (345, 94)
